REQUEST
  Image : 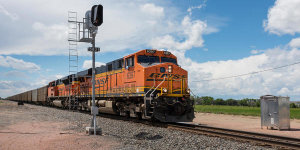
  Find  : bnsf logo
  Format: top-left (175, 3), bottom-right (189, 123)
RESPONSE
top-left (149, 73), bottom-right (186, 79)
top-left (96, 78), bottom-right (107, 84)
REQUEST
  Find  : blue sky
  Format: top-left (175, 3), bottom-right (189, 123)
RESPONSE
top-left (186, 0), bottom-right (291, 62)
top-left (1, 0), bottom-right (300, 101)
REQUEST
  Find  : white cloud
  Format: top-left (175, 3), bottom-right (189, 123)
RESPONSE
top-left (82, 60), bottom-right (105, 69)
top-left (2, 70), bottom-right (27, 78)
top-left (250, 49), bottom-right (264, 54)
top-left (0, 81), bottom-right (32, 98)
top-left (150, 16), bottom-right (207, 51)
top-left (140, 3), bottom-right (164, 18)
top-left (0, 22), bottom-right (68, 56)
top-left (0, 55), bottom-right (40, 71)
top-left (0, 0), bottom-right (220, 56)
top-left (278, 87), bottom-right (290, 95)
top-left (187, 0), bottom-right (207, 16)
top-left (250, 50), bottom-right (259, 54)
top-left (0, 4), bottom-right (18, 21)
top-left (263, 0), bottom-right (300, 35)
top-left (289, 37), bottom-right (300, 48)
top-left (55, 74), bottom-right (64, 79)
top-left (0, 74), bottom-right (56, 98)
top-left (0, 0), bottom-right (174, 55)
top-left (178, 48), bottom-right (300, 99)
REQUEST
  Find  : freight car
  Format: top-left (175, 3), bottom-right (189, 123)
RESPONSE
top-left (7, 49), bottom-right (195, 122)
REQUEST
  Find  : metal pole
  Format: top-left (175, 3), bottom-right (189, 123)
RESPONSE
top-left (92, 34), bottom-right (96, 135)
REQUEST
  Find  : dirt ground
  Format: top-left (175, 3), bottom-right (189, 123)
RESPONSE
top-left (193, 112), bottom-right (300, 139)
top-left (0, 101), bottom-right (119, 150)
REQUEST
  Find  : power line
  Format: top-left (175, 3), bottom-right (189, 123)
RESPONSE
top-left (192, 61), bottom-right (300, 82)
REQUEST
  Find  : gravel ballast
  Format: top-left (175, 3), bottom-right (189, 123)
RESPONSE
top-left (0, 100), bottom-right (273, 150)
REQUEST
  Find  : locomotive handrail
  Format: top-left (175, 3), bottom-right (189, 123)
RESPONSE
top-left (145, 78), bottom-right (155, 97)
top-left (150, 77), bottom-right (166, 100)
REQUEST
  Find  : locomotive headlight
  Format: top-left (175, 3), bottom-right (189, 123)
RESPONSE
top-left (168, 65), bottom-right (172, 73)
top-left (186, 89), bottom-right (190, 94)
top-left (163, 88), bottom-right (168, 93)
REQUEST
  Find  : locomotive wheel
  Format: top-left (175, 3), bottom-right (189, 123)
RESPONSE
top-left (137, 112), bottom-right (143, 120)
top-left (126, 111), bottom-right (130, 118)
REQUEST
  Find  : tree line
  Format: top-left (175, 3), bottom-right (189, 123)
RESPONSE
top-left (191, 96), bottom-right (299, 108)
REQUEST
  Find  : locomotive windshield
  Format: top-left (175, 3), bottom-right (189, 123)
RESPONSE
top-left (161, 57), bottom-right (177, 65)
top-left (138, 55), bottom-right (159, 64)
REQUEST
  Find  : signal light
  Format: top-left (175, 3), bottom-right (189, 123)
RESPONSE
top-left (91, 4), bottom-right (103, 26)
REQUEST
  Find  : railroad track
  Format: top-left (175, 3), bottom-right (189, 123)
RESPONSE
top-left (11, 101), bottom-right (300, 149)
top-left (95, 112), bottom-right (300, 149)
top-left (168, 123), bottom-right (300, 150)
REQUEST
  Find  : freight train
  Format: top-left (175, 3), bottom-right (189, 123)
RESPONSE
top-left (7, 49), bottom-right (195, 122)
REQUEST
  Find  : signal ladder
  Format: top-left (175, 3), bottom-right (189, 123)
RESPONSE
top-left (68, 11), bottom-right (79, 110)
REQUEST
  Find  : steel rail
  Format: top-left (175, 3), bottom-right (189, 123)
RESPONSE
top-left (168, 123), bottom-right (300, 150)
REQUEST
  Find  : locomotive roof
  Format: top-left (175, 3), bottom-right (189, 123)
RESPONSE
top-left (124, 49), bottom-right (176, 59)
top-left (56, 49), bottom-right (175, 83)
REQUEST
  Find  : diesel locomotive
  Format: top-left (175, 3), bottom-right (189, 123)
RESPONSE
top-left (7, 49), bottom-right (195, 122)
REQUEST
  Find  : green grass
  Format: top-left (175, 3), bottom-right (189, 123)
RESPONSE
top-left (291, 109), bottom-right (300, 119)
top-left (194, 105), bottom-right (300, 119)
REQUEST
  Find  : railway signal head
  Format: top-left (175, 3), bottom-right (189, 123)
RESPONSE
top-left (91, 4), bottom-right (103, 26)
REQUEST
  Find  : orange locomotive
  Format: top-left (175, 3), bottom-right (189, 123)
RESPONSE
top-left (10, 49), bottom-right (195, 122)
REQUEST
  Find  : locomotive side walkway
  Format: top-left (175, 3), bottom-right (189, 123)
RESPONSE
top-left (193, 112), bottom-right (300, 139)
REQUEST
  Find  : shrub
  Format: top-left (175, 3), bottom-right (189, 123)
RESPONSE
top-left (290, 103), bottom-right (297, 108)
top-left (226, 99), bottom-right (238, 106)
top-left (214, 98), bottom-right (225, 105)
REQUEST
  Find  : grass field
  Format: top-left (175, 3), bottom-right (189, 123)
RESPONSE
top-left (194, 105), bottom-right (300, 119)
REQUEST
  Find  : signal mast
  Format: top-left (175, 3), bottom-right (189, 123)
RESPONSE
top-left (69, 4), bottom-right (103, 135)
top-left (87, 4), bottom-right (103, 135)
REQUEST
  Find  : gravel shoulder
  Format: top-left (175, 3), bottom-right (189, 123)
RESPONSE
top-left (0, 100), bottom-right (119, 150)
top-left (0, 100), bottom-right (273, 150)
top-left (193, 112), bottom-right (300, 139)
